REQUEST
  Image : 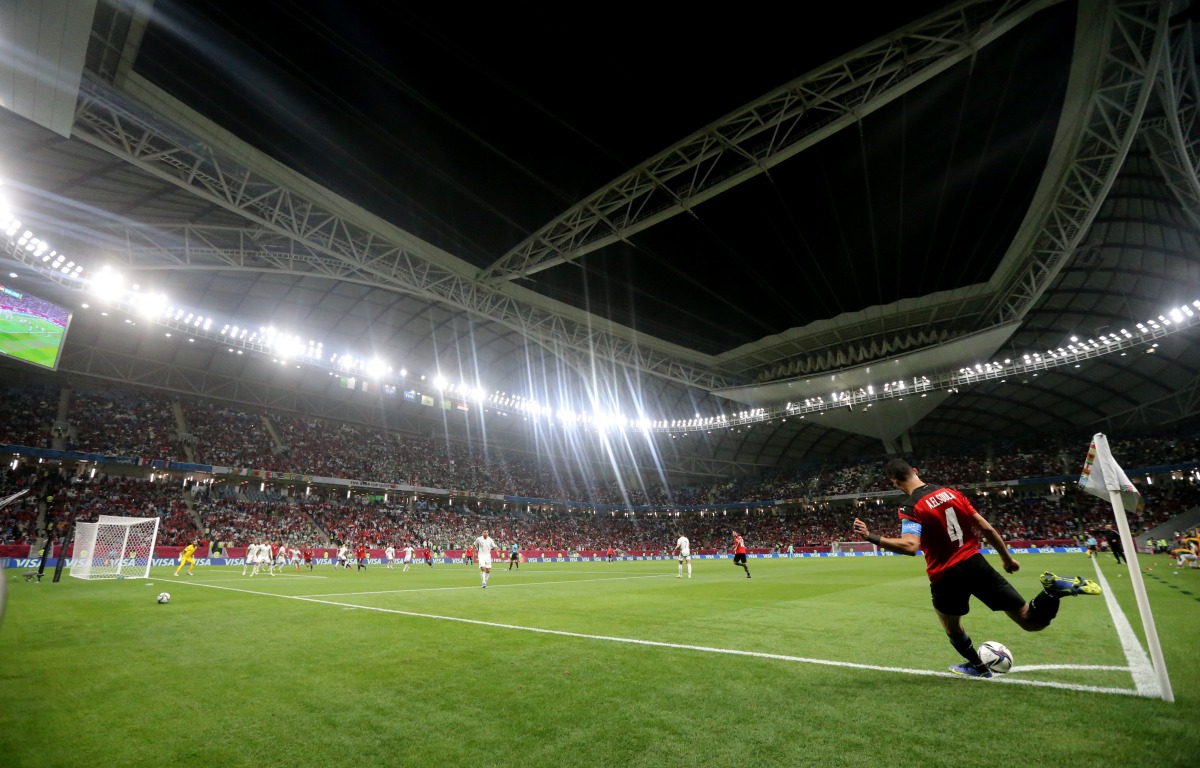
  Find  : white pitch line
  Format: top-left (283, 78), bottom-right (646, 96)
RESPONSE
top-left (173, 579), bottom-right (1142, 696)
top-left (301, 573), bottom-right (671, 598)
top-left (1090, 558), bottom-right (1158, 696)
top-left (1016, 664), bottom-right (1131, 672)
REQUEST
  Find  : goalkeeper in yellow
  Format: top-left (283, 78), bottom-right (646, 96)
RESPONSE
top-left (174, 541), bottom-right (199, 577)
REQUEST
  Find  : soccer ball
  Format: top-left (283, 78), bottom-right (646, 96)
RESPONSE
top-left (156, 592), bottom-right (171, 604)
top-left (978, 640), bottom-right (1012, 674)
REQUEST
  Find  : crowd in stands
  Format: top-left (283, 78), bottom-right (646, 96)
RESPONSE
top-left (195, 496), bottom-right (325, 547)
top-left (0, 463), bottom-right (46, 544)
top-left (1, 379), bottom-right (1200, 553)
top-left (58, 476), bottom-right (195, 543)
top-left (65, 386), bottom-right (177, 458)
top-left (0, 383), bottom-right (58, 448)
top-left (182, 401), bottom-right (275, 467)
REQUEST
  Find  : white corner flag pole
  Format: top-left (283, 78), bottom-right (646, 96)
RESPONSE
top-left (1081, 434), bottom-right (1173, 702)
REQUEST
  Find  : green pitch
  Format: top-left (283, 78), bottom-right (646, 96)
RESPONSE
top-left (1, 554), bottom-right (1195, 767)
top-left (0, 314), bottom-right (65, 369)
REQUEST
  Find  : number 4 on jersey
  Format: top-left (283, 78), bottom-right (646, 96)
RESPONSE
top-left (944, 509), bottom-right (965, 547)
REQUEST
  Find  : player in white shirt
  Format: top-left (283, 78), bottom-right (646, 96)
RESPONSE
top-left (274, 545), bottom-right (287, 574)
top-left (472, 530), bottom-right (501, 588)
top-left (251, 541), bottom-right (270, 577)
top-left (384, 545), bottom-right (396, 569)
top-left (289, 547), bottom-right (302, 571)
top-left (401, 544), bottom-right (414, 572)
top-left (242, 542), bottom-right (257, 576)
top-left (336, 545), bottom-right (349, 570)
top-left (673, 533), bottom-right (692, 579)
top-left (262, 541), bottom-right (277, 576)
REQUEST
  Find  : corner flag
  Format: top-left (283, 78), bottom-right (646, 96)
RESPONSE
top-left (1079, 434), bottom-right (1142, 513)
top-left (1079, 433), bottom-right (1173, 702)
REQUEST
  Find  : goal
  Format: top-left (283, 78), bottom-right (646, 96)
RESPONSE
top-left (831, 540), bottom-right (879, 555)
top-left (69, 515), bottom-right (160, 580)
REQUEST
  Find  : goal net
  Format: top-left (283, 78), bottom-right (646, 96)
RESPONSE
top-left (831, 540), bottom-right (879, 555)
top-left (69, 515), bottom-right (160, 580)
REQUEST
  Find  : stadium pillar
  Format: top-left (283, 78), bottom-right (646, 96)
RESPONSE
top-left (51, 506), bottom-right (75, 583)
top-left (35, 523), bottom-right (54, 582)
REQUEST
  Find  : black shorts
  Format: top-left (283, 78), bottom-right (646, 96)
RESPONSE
top-left (511, 552), bottom-right (519, 561)
top-left (929, 553), bottom-right (1025, 616)
top-left (733, 552), bottom-right (747, 565)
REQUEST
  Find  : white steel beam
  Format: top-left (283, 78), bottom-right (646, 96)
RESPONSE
top-left (480, 0), bottom-right (1065, 283)
top-left (1143, 15), bottom-right (1200, 230)
top-left (65, 80), bottom-right (736, 390)
top-left (983, 0), bottom-right (1168, 325)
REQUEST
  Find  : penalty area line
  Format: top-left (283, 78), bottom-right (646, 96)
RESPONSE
top-left (176, 579), bottom-right (1143, 697)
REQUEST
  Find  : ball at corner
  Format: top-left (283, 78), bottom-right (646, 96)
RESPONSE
top-left (978, 640), bottom-right (1013, 674)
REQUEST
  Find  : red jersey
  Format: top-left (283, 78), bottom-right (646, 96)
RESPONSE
top-left (302, 548), bottom-right (313, 561)
top-left (733, 535), bottom-right (746, 554)
top-left (355, 546), bottom-right (367, 560)
top-left (271, 543), bottom-right (280, 558)
top-left (466, 547), bottom-right (475, 558)
top-left (899, 484), bottom-right (981, 583)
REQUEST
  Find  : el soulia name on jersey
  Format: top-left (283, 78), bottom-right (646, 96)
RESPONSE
top-left (899, 484), bottom-right (981, 583)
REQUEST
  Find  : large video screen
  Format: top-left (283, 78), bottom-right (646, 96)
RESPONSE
top-left (0, 283), bottom-right (72, 371)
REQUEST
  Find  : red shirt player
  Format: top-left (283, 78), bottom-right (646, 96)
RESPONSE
top-left (606, 546), bottom-right (615, 562)
top-left (301, 546), bottom-right (313, 570)
top-left (731, 531), bottom-right (750, 578)
top-left (355, 544), bottom-right (368, 571)
top-left (465, 546), bottom-right (475, 566)
top-left (853, 458), bottom-right (1101, 679)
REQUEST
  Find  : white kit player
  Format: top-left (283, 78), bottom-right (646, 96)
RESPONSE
top-left (261, 541), bottom-right (276, 576)
top-left (473, 530), bottom-right (501, 588)
top-left (251, 541), bottom-right (270, 576)
top-left (289, 546), bottom-right (302, 571)
top-left (384, 544), bottom-right (396, 569)
top-left (274, 544), bottom-right (287, 574)
top-left (336, 545), bottom-right (349, 570)
top-left (243, 541), bottom-right (258, 576)
top-left (402, 544), bottom-right (414, 572)
top-left (673, 533), bottom-right (692, 579)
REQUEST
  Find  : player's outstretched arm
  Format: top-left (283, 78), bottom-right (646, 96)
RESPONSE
top-left (853, 518), bottom-right (919, 556)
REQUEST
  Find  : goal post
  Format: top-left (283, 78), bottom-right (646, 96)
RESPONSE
top-left (69, 515), bottom-right (160, 580)
top-left (831, 540), bottom-right (879, 555)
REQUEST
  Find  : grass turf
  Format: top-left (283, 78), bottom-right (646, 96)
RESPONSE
top-left (0, 553), bottom-right (1195, 767)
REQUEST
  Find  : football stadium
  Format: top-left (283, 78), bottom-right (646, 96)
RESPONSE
top-left (1, 1), bottom-right (1198, 766)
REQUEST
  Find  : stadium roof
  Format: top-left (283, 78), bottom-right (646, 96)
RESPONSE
top-left (2, 0), bottom-right (1200, 480)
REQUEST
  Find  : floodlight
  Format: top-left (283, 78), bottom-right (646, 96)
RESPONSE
top-left (88, 266), bottom-right (124, 298)
top-left (365, 358), bottom-right (388, 379)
